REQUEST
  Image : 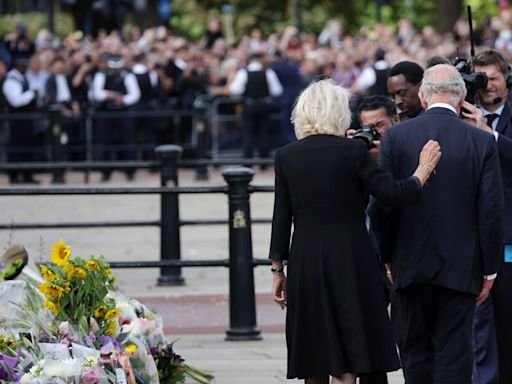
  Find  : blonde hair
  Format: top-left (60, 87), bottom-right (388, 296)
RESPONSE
top-left (291, 79), bottom-right (352, 140)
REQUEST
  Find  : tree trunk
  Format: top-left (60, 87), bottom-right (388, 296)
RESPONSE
top-left (435, 0), bottom-right (463, 34)
top-left (132, 0), bottom-right (163, 30)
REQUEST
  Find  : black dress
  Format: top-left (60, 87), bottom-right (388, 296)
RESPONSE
top-left (269, 134), bottom-right (421, 379)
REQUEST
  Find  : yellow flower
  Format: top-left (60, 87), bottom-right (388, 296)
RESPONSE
top-left (38, 282), bottom-right (65, 300)
top-left (125, 343), bottom-right (137, 355)
top-left (40, 265), bottom-right (58, 282)
top-left (85, 259), bottom-right (100, 272)
top-left (72, 267), bottom-right (87, 279)
top-left (62, 262), bottom-right (75, 276)
top-left (105, 321), bottom-right (117, 336)
top-left (94, 306), bottom-right (107, 318)
top-left (61, 281), bottom-right (71, 292)
top-left (43, 299), bottom-right (60, 315)
top-left (105, 308), bottom-right (121, 320)
top-left (50, 239), bottom-right (71, 266)
top-left (105, 268), bottom-right (113, 276)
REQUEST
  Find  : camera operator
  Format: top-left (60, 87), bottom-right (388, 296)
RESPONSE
top-left (462, 50), bottom-right (512, 384)
top-left (345, 95), bottom-right (399, 161)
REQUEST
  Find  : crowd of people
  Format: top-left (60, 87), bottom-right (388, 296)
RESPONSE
top-left (0, 5), bottom-right (511, 384)
top-left (1, 8), bottom-right (512, 182)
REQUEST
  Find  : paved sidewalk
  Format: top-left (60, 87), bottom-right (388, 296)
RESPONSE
top-left (0, 168), bottom-right (405, 383)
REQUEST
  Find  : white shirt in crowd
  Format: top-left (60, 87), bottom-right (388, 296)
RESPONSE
top-left (2, 68), bottom-right (36, 108)
top-left (229, 62), bottom-right (283, 97)
top-left (90, 71), bottom-right (141, 106)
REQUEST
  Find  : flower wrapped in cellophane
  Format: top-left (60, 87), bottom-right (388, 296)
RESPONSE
top-left (0, 240), bottom-right (213, 383)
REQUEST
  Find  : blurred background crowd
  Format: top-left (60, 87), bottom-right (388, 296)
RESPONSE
top-left (1, 0), bottom-right (512, 182)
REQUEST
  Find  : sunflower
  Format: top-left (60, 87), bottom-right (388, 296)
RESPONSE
top-left (94, 305), bottom-right (107, 318)
top-left (40, 265), bottom-right (58, 282)
top-left (50, 239), bottom-right (71, 266)
top-left (105, 308), bottom-right (121, 320)
top-left (43, 299), bottom-right (60, 315)
top-left (85, 259), bottom-right (100, 272)
top-left (105, 321), bottom-right (117, 336)
top-left (125, 343), bottom-right (138, 355)
top-left (38, 282), bottom-right (65, 300)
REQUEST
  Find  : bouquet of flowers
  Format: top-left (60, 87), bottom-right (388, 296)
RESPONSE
top-left (0, 240), bottom-right (213, 384)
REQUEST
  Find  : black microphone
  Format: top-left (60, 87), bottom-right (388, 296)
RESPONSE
top-left (493, 97), bottom-right (503, 104)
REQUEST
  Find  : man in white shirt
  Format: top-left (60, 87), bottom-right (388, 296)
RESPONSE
top-left (229, 51), bottom-right (282, 160)
top-left (2, 54), bottom-right (40, 183)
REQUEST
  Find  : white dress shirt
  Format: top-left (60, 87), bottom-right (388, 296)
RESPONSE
top-left (481, 104), bottom-right (504, 142)
top-left (229, 62), bottom-right (283, 97)
top-left (2, 69), bottom-right (36, 108)
top-left (90, 71), bottom-right (141, 106)
top-left (55, 74), bottom-right (72, 103)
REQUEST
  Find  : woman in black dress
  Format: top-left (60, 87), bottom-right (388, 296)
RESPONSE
top-left (269, 79), bottom-right (440, 384)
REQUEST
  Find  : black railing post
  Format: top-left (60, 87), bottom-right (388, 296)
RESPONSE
top-left (156, 145), bottom-right (185, 286)
top-left (222, 167), bottom-right (262, 341)
top-left (48, 106), bottom-right (65, 184)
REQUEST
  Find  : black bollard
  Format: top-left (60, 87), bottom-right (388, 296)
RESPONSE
top-left (156, 145), bottom-right (185, 286)
top-left (222, 167), bottom-right (262, 341)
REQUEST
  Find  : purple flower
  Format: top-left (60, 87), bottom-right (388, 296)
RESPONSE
top-left (98, 336), bottom-right (123, 352)
top-left (84, 333), bottom-right (97, 346)
top-left (0, 354), bottom-right (19, 381)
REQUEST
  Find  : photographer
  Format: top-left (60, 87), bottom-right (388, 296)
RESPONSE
top-left (345, 95), bottom-right (398, 160)
top-left (463, 50), bottom-right (512, 384)
top-left (345, 95), bottom-right (400, 384)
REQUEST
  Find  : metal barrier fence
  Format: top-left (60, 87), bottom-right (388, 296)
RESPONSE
top-left (0, 96), bottom-right (281, 181)
top-left (0, 145), bottom-right (275, 341)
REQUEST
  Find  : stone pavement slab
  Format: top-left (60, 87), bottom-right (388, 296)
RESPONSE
top-left (178, 333), bottom-right (405, 384)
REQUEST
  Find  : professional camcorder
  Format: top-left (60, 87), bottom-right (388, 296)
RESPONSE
top-left (453, 57), bottom-right (487, 104)
top-left (353, 124), bottom-right (381, 149)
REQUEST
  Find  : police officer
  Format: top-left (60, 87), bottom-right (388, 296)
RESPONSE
top-left (2, 54), bottom-right (40, 184)
top-left (230, 51), bottom-right (283, 160)
top-left (90, 53), bottom-right (140, 181)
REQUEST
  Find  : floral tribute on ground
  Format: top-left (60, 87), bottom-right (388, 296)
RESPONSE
top-left (0, 240), bottom-right (214, 384)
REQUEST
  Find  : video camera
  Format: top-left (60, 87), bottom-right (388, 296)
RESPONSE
top-left (453, 57), bottom-right (487, 105)
top-left (353, 124), bottom-right (381, 149)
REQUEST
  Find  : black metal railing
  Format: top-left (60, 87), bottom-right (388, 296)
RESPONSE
top-left (0, 145), bottom-right (275, 341)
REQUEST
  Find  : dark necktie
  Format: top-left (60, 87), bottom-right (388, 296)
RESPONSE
top-left (486, 113), bottom-right (499, 128)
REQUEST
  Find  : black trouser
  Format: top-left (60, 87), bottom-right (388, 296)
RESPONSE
top-left (397, 284), bottom-right (474, 384)
top-left (94, 109), bottom-right (136, 179)
top-left (8, 116), bottom-right (38, 182)
top-left (242, 99), bottom-right (273, 159)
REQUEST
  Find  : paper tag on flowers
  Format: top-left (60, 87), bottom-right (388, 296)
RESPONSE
top-left (115, 368), bottom-right (128, 384)
top-left (39, 343), bottom-right (70, 359)
top-left (71, 342), bottom-right (100, 359)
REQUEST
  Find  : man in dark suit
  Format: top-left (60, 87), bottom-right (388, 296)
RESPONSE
top-left (371, 64), bottom-right (504, 383)
top-left (468, 49), bottom-right (512, 384)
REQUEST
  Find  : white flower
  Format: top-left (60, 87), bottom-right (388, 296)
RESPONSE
top-left (58, 321), bottom-right (70, 336)
top-left (44, 358), bottom-right (81, 378)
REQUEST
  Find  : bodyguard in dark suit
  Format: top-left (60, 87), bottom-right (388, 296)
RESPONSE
top-left (468, 49), bottom-right (512, 384)
top-left (371, 64), bottom-right (504, 384)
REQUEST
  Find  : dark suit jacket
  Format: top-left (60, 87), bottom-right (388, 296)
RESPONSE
top-left (496, 102), bottom-right (512, 244)
top-left (371, 107), bottom-right (504, 295)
